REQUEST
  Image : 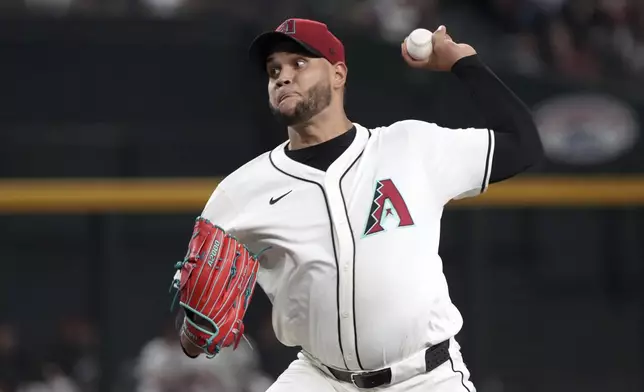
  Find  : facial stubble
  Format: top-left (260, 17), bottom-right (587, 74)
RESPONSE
top-left (269, 79), bottom-right (332, 126)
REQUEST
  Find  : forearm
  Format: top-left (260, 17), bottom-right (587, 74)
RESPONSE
top-left (451, 55), bottom-right (543, 182)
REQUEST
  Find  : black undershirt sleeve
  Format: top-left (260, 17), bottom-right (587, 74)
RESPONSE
top-left (450, 55), bottom-right (544, 183)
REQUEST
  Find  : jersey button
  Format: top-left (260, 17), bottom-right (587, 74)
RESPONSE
top-left (343, 263), bottom-right (350, 271)
top-left (342, 312), bottom-right (349, 318)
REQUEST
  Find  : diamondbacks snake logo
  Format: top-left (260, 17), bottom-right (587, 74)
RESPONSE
top-left (363, 179), bottom-right (414, 236)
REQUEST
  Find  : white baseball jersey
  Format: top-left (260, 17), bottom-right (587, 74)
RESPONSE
top-left (200, 120), bottom-right (494, 371)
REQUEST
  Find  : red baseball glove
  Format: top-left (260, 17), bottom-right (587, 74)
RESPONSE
top-left (170, 217), bottom-right (261, 358)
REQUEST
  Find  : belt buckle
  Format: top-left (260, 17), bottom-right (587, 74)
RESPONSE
top-left (350, 372), bottom-right (365, 389)
top-left (350, 371), bottom-right (379, 389)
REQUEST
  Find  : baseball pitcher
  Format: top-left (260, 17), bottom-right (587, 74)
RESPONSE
top-left (170, 18), bottom-right (543, 392)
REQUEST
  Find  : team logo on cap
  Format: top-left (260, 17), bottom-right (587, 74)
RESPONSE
top-left (276, 19), bottom-right (296, 35)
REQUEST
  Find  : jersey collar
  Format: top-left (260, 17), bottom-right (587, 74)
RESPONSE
top-left (269, 123), bottom-right (370, 183)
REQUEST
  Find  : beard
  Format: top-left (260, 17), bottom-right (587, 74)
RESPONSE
top-left (269, 80), bottom-right (332, 126)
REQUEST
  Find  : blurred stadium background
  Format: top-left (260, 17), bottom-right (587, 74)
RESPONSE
top-left (1, 0), bottom-right (643, 391)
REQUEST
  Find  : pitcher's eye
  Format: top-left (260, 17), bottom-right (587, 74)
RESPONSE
top-left (267, 66), bottom-right (280, 78)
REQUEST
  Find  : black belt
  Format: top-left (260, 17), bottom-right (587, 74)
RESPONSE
top-left (327, 340), bottom-right (451, 389)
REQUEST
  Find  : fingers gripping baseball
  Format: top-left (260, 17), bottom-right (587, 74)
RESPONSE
top-left (170, 217), bottom-right (261, 358)
top-left (402, 25), bottom-right (476, 71)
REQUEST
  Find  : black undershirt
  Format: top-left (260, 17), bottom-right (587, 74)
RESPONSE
top-left (285, 126), bottom-right (356, 172)
top-left (285, 54), bottom-right (543, 182)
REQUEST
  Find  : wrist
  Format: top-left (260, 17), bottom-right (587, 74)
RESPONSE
top-left (180, 340), bottom-right (200, 358)
top-left (179, 315), bottom-right (208, 358)
top-left (450, 54), bottom-right (482, 73)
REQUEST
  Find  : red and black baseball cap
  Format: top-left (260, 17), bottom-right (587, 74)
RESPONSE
top-left (248, 18), bottom-right (345, 72)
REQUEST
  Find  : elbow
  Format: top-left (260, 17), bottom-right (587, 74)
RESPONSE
top-left (489, 119), bottom-right (544, 182)
top-left (521, 150), bottom-right (543, 173)
top-left (523, 122), bottom-right (545, 168)
top-left (505, 126), bottom-right (544, 174)
top-left (521, 146), bottom-right (543, 172)
top-left (505, 115), bottom-right (543, 170)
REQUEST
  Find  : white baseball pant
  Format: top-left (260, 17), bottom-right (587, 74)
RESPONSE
top-left (266, 338), bottom-right (476, 392)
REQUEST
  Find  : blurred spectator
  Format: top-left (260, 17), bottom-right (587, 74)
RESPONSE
top-left (16, 362), bottom-right (80, 392)
top-left (338, 0), bottom-right (440, 43)
top-left (3, 0), bottom-right (644, 82)
top-left (139, 0), bottom-right (185, 18)
top-left (547, 17), bottom-right (601, 80)
top-left (24, 0), bottom-right (75, 15)
top-left (46, 317), bottom-right (99, 392)
top-left (498, 0), bottom-right (644, 80)
top-left (0, 323), bottom-right (30, 392)
top-left (135, 320), bottom-right (273, 392)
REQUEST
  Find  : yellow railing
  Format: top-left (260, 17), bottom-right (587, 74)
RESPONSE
top-left (1, 176), bottom-right (644, 213)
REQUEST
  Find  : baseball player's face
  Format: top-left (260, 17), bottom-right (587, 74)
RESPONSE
top-left (266, 51), bottom-right (332, 126)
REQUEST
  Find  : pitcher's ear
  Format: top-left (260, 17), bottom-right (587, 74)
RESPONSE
top-left (333, 62), bottom-right (348, 89)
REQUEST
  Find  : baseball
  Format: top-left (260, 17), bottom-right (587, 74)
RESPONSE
top-left (405, 28), bottom-right (434, 61)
